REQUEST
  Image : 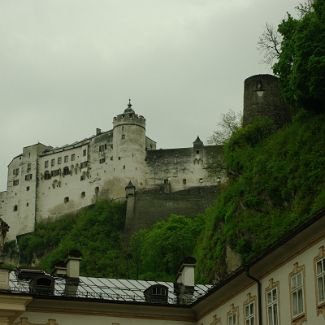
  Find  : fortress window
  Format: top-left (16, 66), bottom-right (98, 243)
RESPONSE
top-left (121, 134), bottom-right (125, 139)
top-left (45, 161), bottom-right (49, 168)
top-left (27, 163), bottom-right (31, 172)
top-left (71, 154), bottom-right (75, 161)
top-left (63, 167), bottom-right (70, 176)
top-left (64, 197), bottom-right (69, 204)
top-left (13, 168), bottom-right (19, 176)
top-left (95, 187), bottom-right (99, 195)
top-left (99, 144), bottom-right (106, 152)
top-left (44, 171), bottom-right (51, 180)
top-left (13, 180), bottom-right (19, 186)
top-left (99, 158), bottom-right (105, 164)
top-left (118, 157), bottom-right (121, 160)
top-left (110, 156), bottom-right (113, 161)
top-left (26, 186), bottom-right (30, 191)
top-left (25, 174), bottom-right (32, 181)
top-left (80, 161), bottom-right (88, 169)
top-left (83, 149), bottom-right (87, 157)
top-left (183, 178), bottom-right (186, 185)
top-left (13, 205), bottom-right (18, 212)
top-left (51, 169), bottom-right (60, 177)
top-left (196, 150), bottom-right (200, 154)
top-left (164, 179), bottom-right (168, 184)
top-left (26, 202), bottom-right (29, 207)
top-left (123, 165), bottom-right (125, 169)
top-left (64, 155), bottom-right (69, 163)
top-left (81, 191), bottom-right (86, 198)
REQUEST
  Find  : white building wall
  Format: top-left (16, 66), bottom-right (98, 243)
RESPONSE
top-left (196, 237), bottom-right (325, 325)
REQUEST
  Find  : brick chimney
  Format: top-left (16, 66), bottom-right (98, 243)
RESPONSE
top-left (174, 257), bottom-right (196, 304)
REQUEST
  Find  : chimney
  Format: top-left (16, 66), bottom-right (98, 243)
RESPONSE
top-left (0, 266), bottom-right (11, 290)
top-left (53, 261), bottom-right (67, 277)
top-left (96, 128), bottom-right (102, 135)
top-left (66, 251), bottom-right (82, 278)
top-left (174, 257), bottom-right (196, 304)
top-left (64, 251), bottom-right (82, 297)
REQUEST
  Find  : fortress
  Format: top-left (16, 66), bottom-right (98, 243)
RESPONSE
top-left (0, 74), bottom-right (290, 241)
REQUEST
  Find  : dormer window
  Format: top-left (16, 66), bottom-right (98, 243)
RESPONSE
top-left (144, 284), bottom-right (168, 304)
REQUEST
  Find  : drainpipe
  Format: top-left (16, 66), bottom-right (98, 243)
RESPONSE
top-left (245, 267), bottom-right (262, 325)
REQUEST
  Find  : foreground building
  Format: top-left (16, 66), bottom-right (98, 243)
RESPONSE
top-left (0, 209), bottom-right (323, 325)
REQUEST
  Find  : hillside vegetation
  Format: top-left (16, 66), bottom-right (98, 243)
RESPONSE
top-left (18, 200), bottom-right (128, 278)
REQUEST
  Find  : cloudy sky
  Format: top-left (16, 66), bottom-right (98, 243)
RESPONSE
top-left (0, 0), bottom-right (301, 191)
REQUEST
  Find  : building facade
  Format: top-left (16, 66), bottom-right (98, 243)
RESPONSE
top-left (0, 101), bottom-right (222, 241)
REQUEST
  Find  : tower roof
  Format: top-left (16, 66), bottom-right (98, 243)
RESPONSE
top-left (193, 136), bottom-right (203, 147)
top-left (124, 99), bottom-right (135, 114)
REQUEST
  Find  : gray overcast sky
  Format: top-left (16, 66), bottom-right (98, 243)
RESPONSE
top-left (0, 0), bottom-right (301, 191)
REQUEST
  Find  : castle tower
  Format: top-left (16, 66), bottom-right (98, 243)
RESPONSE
top-left (243, 74), bottom-right (291, 127)
top-left (112, 100), bottom-right (146, 193)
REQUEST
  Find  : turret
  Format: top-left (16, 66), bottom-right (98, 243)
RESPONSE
top-left (112, 100), bottom-right (147, 191)
top-left (243, 74), bottom-right (291, 127)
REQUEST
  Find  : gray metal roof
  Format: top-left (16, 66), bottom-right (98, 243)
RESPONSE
top-left (9, 272), bottom-right (211, 305)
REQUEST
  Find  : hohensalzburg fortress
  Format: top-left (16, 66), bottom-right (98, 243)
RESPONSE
top-left (0, 74), bottom-right (290, 241)
top-left (0, 100), bottom-right (221, 240)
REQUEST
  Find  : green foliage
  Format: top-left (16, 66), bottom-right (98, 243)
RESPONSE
top-left (18, 200), bottom-right (127, 277)
top-left (129, 214), bottom-right (204, 281)
top-left (273, 0), bottom-right (325, 111)
top-left (196, 110), bottom-right (325, 283)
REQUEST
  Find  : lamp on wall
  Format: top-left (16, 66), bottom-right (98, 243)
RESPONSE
top-left (255, 80), bottom-right (265, 97)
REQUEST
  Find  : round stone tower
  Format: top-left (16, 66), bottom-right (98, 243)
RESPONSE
top-left (112, 100), bottom-right (146, 191)
top-left (243, 74), bottom-right (291, 127)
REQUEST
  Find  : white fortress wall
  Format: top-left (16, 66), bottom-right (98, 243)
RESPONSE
top-left (0, 102), bottom-right (223, 240)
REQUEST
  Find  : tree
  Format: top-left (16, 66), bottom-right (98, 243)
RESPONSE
top-left (208, 110), bottom-right (242, 145)
top-left (259, 0), bottom-right (325, 111)
top-left (258, 23), bottom-right (281, 65)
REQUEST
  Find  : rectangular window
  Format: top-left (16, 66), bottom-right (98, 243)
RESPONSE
top-left (83, 149), bottom-right (87, 157)
top-left (99, 144), bottom-right (106, 152)
top-left (13, 168), bottom-right (19, 176)
top-left (45, 160), bottom-right (49, 168)
top-left (25, 174), bottom-right (32, 181)
top-left (291, 271), bottom-right (304, 318)
top-left (13, 180), bottom-right (19, 186)
top-left (266, 288), bottom-right (279, 325)
top-left (58, 157), bottom-right (62, 164)
top-left (80, 161), bottom-right (88, 169)
top-left (228, 314), bottom-right (237, 325)
top-left (99, 158), bottom-right (105, 164)
top-left (27, 163), bottom-right (31, 172)
top-left (244, 302), bottom-right (255, 325)
top-left (71, 154), bottom-right (75, 161)
top-left (51, 169), bottom-right (60, 177)
top-left (64, 155), bottom-right (68, 163)
top-left (51, 159), bottom-right (55, 167)
top-left (316, 257), bottom-right (325, 305)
